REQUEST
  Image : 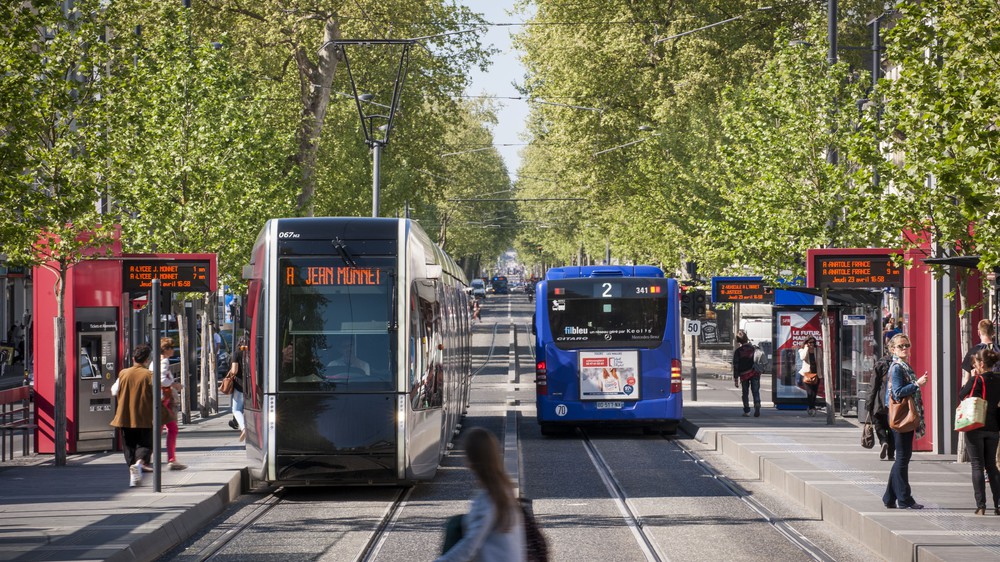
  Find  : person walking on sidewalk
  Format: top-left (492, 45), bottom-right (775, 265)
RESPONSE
top-left (110, 345), bottom-right (156, 487)
top-left (732, 330), bottom-right (763, 418)
top-left (159, 338), bottom-right (186, 471)
top-left (865, 352), bottom-right (896, 461)
top-left (796, 337), bottom-right (821, 416)
top-left (227, 335), bottom-right (248, 442)
top-left (883, 334), bottom-right (928, 510)
top-left (959, 347), bottom-right (1000, 515)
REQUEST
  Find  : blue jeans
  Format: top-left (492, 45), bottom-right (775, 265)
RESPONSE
top-left (883, 429), bottom-right (915, 506)
top-left (965, 430), bottom-right (1000, 509)
top-left (232, 389), bottom-right (245, 431)
top-left (741, 376), bottom-right (761, 414)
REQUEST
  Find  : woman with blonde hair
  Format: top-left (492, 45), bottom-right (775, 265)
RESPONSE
top-left (437, 427), bottom-right (525, 562)
top-left (883, 334), bottom-right (927, 509)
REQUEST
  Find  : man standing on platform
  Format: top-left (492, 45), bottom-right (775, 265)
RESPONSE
top-left (732, 330), bottom-right (764, 418)
top-left (110, 345), bottom-right (156, 487)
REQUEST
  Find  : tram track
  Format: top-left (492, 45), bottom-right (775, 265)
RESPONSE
top-left (185, 485), bottom-right (413, 562)
top-left (356, 486), bottom-right (414, 561)
top-left (192, 487), bottom-right (286, 561)
top-left (471, 321), bottom-right (504, 376)
top-left (580, 429), bottom-right (669, 562)
top-left (671, 437), bottom-right (837, 562)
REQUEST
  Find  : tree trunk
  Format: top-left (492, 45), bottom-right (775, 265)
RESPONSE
top-left (174, 300), bottom-right (192, 424)
top-left (54, 267), bottom-right (67, 466)
top-left (294, 17), bottom-right (343, 216)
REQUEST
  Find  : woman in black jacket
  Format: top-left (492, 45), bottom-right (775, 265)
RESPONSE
top-left (960, 347), bottom-right (1000, 515)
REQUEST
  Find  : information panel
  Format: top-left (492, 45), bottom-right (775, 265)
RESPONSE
top-left (813, 255), bottom-right (903, 289)
top-left (123, 260), bottom-right (211, 292)
top-left (282, 266), bottom-right (386, 286)
top-left (713, 279), bottom-right (773, 303)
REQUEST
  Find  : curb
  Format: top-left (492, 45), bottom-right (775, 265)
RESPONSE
top-left (107, 469), bottom-right (245, 562)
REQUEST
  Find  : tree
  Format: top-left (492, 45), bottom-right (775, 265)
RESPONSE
top-left (707, 25), bottom-right (888, 280)
top-left (0, 1), bottom-right (120, 465)
top-left (199, 0), bottom-right (495, 216)
top-left (865, 0), bottom-right (1000, 457)
top-left (102, 2), bottom-right (301, 416)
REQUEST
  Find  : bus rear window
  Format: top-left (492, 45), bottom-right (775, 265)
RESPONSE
top-left (547, 279), bottom-right (667, 349)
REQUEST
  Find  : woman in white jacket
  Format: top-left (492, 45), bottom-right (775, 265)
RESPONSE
top-left (797, 336), bottom-right (821, 416)
top-left (437, 428), bottom-right (526, 562)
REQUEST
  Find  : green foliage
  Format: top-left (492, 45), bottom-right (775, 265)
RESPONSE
top-left (870, 0), bottom-right (1000, 268)
top-left (101, 2), bottom-right (299, 288)
top-left (0, 1), bottom-right (118, 270)
top-left (514, 0), bottom-right (900, 276)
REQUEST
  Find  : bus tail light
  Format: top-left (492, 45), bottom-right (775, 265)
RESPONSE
top-left (670, 359), bottom-right (683, 394)
top-left (536, 361), bottom-right (547, 396)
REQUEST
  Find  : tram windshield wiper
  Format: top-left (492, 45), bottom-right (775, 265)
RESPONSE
top-left (332, 238), bottom-right (358, 267)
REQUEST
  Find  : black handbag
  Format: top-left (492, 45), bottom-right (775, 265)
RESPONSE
top-left (520, 498), bottom-right (549, 562)
top-left (861, 414), bottom-right (875, 449)
top-left (441, 514), bottom-right (463, 554)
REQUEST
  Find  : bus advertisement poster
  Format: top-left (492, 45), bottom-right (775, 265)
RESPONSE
top-left (774, 310), bottom-right (831, 401)
top-left (578, 350), bottom-right (639, 401)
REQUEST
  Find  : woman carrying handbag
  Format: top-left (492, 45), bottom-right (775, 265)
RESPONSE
top-left (959, 347), bottom-right (1000, 515)
top-left (796, 337), bottom-right (821, 416)
top-left (883, 334), bottom-right (927, 510)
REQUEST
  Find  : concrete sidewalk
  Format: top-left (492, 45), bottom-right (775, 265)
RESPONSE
top-left (682, 359), bottom-right (1000, 562)
top-left (0, 411), bottom-right (247, 562)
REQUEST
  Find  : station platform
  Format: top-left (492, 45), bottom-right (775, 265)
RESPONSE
top-left (3, 361), bottom-right (1000, 561)
top-left (683, 357), bottom-right (1000, 562)
top-left (0, 409), bottom-right (246, 562)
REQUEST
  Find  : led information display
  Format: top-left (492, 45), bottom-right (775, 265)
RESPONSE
top-left (123, 260), bottom-right (211, 292)
top-left (714, 280), bottom-right (772, 303)
top-left (814, 255), bottom-right (903, 288)
top-left (283, 266), bottom-right (385, 286)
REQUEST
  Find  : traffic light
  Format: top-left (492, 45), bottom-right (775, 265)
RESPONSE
top-left (693, 289), bottom-right (707, 317)
top-left (680, 290), bottom-right (694, 318)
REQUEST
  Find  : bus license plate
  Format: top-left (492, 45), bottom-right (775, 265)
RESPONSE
top-left (596, 401), bottom-right (623, 409)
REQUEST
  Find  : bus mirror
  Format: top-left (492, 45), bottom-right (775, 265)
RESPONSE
top-left (242, 265), bottom-right (254, 280)
top-left (425, 264), bottom-right (442, 279)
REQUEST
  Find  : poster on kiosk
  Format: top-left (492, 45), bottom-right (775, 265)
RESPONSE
top-left (774, 309), bottom-right (834, 404)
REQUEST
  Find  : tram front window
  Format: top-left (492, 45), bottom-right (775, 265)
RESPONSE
top-left (277, 257), bottom-right (394, 391)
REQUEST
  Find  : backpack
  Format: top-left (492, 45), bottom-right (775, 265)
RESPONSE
top-left (735, 344), bottom-right (759, 381)
top-left (753, 347), bottom-right (768, 374)
top-left (866, 355), bottom-right (893, 415)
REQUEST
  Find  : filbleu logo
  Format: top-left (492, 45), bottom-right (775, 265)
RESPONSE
top-left (564, 326), bottom-right (588, 335)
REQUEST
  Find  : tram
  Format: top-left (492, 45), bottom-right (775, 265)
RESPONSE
top-left (533, 266), bottom-right (682, 435)
top-left (242, 217), bottom-right (472, 485)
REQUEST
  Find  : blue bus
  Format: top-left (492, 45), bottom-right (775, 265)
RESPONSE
top-left (533, 266), bottom-right (682, 435)
top-left (491, 275), bottom-right (509, 294)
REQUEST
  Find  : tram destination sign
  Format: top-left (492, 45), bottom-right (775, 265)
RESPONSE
top-left (814, 254), bottom-right (903, 289)
top-left (712, 278), bottom-right (773, 303)
top-left (283, 265), bottom-right (386, 286)
top-left (123, 259), bottom-right (211, 292)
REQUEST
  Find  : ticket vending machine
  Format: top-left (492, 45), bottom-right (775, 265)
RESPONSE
top-left (75, 308), bottom-right (118, 452)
